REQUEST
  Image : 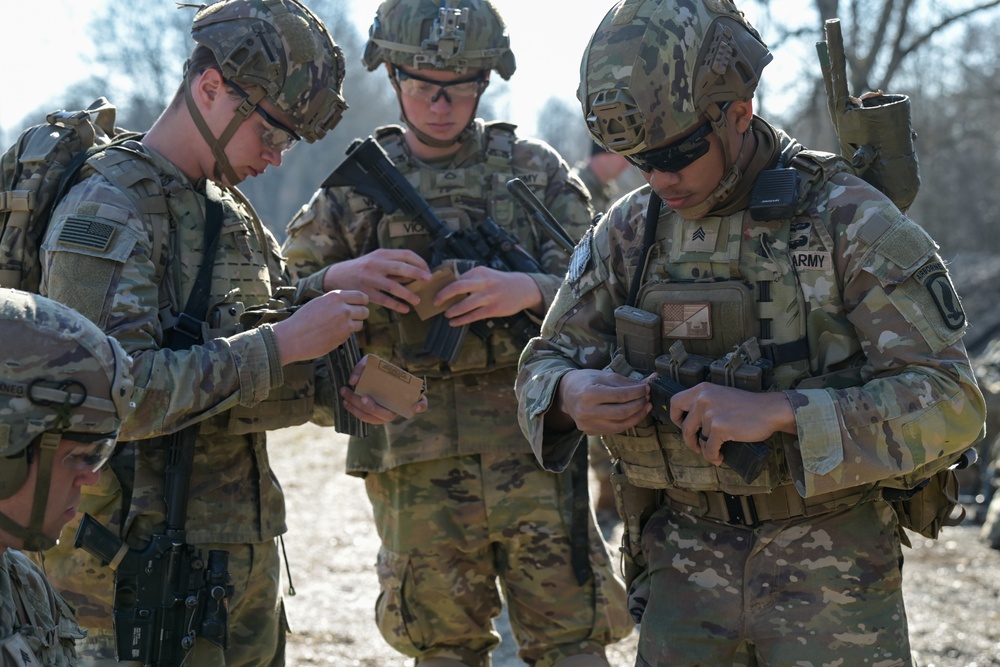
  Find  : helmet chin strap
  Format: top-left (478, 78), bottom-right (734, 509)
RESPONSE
top-left (675, 102), bottom-right (745, 220)
top-left (184, 81), bottom-right (257, 186)
top-left (389, 68), bottom-right (478, 150)
top-left (0, 433), bottom-right (60, 552)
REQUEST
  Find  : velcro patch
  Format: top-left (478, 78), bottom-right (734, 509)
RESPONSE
top-left (915, 261), bottom-right (965, 330)
top-left (790, 251), bottom-right (832, 270)
top-left (682, 218), bottom-right (720, 253)
top-left (661, 302), bottom-right (712, 339)
top-left (387, 220), bottom-right (429, 238)
top-left (57, 216), bottom-right (115, 251)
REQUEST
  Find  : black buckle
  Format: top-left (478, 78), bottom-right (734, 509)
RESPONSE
top-left (172, 312), bottom-right (203, 344)
top-left (724, 494), bottom-right (760, 528)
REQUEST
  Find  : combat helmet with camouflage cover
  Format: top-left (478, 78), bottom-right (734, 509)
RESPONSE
top-left (362, 0), bottom-right (515, 79)
top-left (362, 0), bottom-right (515, 147)
top-left (579, 0), bottom-right (772, 217)
top-left (186, 0), bottom-right (348, 181)
top-left (0, 289), bottom-right (133, 550)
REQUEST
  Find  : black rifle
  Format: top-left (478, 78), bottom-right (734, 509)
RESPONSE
top-left (75, 456), bottom-right (233, 665)
top-left (75, 190), bottom-right (232, 666)
top-left (322, 137), bottom-right (545, 363)
top-left (648, 373), bottom-right (771, 485)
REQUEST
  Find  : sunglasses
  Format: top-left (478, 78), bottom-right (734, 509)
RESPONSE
top-left (226, 80), bottom-right (301, 154)
top-left (59, 431), bottom-right (118, 473)
top-left (625, 121), bottom-right (714, 174)
top-left (395, 69), bottom-right (487, 104)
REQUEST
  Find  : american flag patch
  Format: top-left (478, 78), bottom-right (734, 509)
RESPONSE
top-left (58, 217), bottom-right (115, 251)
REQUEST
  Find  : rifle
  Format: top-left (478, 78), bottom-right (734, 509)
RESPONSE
top-left (75, 444), bottom-right (233, 665)
top-left (505, 177), bottom-right (576, 255)
top-left (322, 137), bottom-right (545, 364)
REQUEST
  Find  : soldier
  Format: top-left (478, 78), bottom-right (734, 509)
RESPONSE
top-left (282, 1), bottom-right (633, 664)
top-left (0, 289), bottom-right (134, 665)
top-left (516, 1), bottom-right (986, 665)
top-left (35, 1), bottom-right (423, 664)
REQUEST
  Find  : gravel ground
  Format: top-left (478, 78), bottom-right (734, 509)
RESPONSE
top-left (271, 424), bottom-right (1000, 666)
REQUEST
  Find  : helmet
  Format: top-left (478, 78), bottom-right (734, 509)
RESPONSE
top-left (191, 0), bottom-right (348, 143)
top-left (362, 0), bottom-right (516, 80)
top-left (579, 0), bottom-right (771, 155)
top-left (0, 289), bottom-right (133, 500)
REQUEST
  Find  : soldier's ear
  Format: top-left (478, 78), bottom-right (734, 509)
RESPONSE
top-left (729, 100), bottom-right (754, 134)
top-left (194, 68), bottom-right (227, 108)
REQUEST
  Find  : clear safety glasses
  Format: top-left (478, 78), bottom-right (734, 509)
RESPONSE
top-left (395, 69), bottom-right (487, 104)
top-left (227, 80), bottom-right (301, 154)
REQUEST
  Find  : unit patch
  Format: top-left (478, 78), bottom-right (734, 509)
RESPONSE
top-left (661, 302), bottom-right (712, 339)
top-left (915, 261), bottom-right (965, 330)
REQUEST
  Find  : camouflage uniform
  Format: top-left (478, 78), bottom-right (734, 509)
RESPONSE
top-left (31, 1), bottom-right (348, 663)
top-left (38, 141), bottom-right (295, 665)
top-left (517, 1), bottom-right (985, 665)
top-left (283, 119), bottom-right (633, 665)
top-left (1, 550), bottom-right (82, 666)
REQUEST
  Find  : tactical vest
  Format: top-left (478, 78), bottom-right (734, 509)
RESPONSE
top-left (352, 123), bottom-right (552, 377)
top-left (88, 144), bottom-right (316, 435)
top-left (605, 149), bottom-right (861, 495)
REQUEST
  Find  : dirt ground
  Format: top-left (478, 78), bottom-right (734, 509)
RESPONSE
top-left (270, 424), bottom-right (1000, 667)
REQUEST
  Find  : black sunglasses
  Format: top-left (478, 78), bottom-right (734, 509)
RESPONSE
top-left (625, 121), bottom-right (714, 174)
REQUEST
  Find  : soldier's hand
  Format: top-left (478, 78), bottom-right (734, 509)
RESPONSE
top-left (668, 383), bottom-right (795, 465)
top-left (436, 266), bottom-right (543, 325)
top-left (339, 355), bottom-right (428, 424)
top-left (272, 290), bottom-right (369, 364)
top-left (551, 368), bottom-right (651, 435)
top-left (322, 249), bottom-right (432, 314)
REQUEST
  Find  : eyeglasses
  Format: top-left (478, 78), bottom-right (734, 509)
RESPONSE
top-left (394, 69), bottom-right (487, 104)
top-left (59, 431), bottom-right (117, 473)
top-left (625, 121), bottom-right (714, 174)
top-left (226, 80), bottom-right (301, 154)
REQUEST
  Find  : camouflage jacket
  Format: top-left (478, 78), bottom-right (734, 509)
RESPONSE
top-left (1, 550), bottom-right (83, 665)
top-left (40, 140), bottom-right (310, 545)
top-left (284, 120), bottom-right (592, 474)
top-left (516, 122), bottom-right (985, 499)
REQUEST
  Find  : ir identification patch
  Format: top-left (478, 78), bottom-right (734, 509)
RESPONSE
top-left (661, 302), bottom-right (712, 339)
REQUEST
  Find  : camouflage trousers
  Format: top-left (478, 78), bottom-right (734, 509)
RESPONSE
top-left (73, 540), bottom-right (286, 667)
top-left (632, 496), bottom-right (911, 666)
top-left (365, 452), bottom-right (634, 667)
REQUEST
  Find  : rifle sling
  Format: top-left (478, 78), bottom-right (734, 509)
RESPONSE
top-left (162, 187), bottom-right (225, 535)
